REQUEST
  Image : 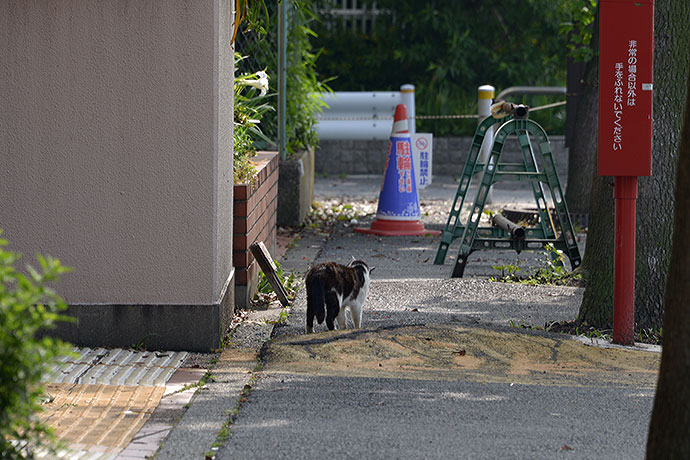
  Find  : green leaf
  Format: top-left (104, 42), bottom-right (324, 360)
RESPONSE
top-left (0, 232), bottom-right (73, 456)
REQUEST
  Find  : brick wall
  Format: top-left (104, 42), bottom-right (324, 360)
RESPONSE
top-left (234, 151), bottom-right (279, 309)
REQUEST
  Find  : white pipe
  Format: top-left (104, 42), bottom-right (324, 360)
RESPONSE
top-left (314, 120), bottom-right (393, 140)
top-left (478, 85), bottom-right (495, 203)
top-left (400, 84), bottom-right (416, 134)
top-left (478, 85), bottom-right (495, 164)
top-left (314, 85), bottom-right (416, 140)
top-left (319, 91), bottom-right (399, 115)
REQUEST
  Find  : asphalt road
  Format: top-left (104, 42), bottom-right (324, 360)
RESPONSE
top-left (217, 373), bottom-right (653, 460)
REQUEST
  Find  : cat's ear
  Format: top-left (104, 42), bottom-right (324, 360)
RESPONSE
top-left (355, 266), bottom-right (366, 284)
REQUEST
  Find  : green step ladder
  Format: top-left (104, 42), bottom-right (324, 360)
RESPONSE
top-left (434, 105), bottom-right (582, 278)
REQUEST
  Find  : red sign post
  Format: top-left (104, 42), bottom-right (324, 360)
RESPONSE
top-left (598, 0), bottom-right (654, 345)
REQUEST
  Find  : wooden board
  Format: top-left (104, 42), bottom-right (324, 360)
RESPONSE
top-left (249, 241), bottom-right (290, 307)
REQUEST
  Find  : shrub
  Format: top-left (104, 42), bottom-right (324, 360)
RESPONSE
top-left (234, 53), bottom-right (274, 184)
top-left (0, 230), bottom-right (73, 458)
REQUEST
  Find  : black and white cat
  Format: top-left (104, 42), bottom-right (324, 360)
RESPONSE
top-left (305, 259), bottom-right (372, 333)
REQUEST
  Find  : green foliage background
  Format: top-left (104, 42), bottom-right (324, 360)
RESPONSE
top-left (313, 0), bottom-right (589, 135)
top-left (236, 0), bottom-right (330, 155)
top-left (235, 0), bottom-right (597, 143)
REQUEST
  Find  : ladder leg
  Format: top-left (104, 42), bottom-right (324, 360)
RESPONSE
top-left (452, 253), bottom-right (470, 277)
top-left (516, 130), bottom-right (563, 266)
top-left (516, 130), bottom-right (557, 240)
top-left (532, 132), bottom-right (582, 270)
top-left (435, 116), bottom-right (499, 264)
top-left (451, 125), bottom-right (507, 277)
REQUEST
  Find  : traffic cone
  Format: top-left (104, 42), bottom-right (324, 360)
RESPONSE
top-left (355, 104), bottom-right (440, 236)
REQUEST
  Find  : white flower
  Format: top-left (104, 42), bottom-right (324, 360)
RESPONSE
top-left (256, 71), bottom-right (269, 96)
top-left (238, 71), bottom-right (269, 96)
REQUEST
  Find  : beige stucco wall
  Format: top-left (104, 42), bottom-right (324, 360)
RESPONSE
top-left (1, 1), bottom-right (234, 307)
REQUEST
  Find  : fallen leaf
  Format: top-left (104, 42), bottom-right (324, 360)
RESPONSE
top-left (561, 445), bottom-right (574, 451)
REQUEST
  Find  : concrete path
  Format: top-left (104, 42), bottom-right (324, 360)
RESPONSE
top-left (209, 176), bottom-right (659, 460)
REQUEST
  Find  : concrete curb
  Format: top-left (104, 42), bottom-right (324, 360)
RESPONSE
top-left (152, 228), bottom-right (322, 458)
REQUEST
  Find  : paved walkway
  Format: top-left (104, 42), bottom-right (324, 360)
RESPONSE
top-left (35, 176), bottom-right (660, 459)
top-left (35, 349), bottom-right (202, 459)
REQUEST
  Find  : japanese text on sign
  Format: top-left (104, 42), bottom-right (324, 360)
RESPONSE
top-left (613, 62), bottom-right (624, 151)
top-left (611, 39), bottom-right (641, 152)
top-left (628, 40), bottom-right (637, 106)
top-left (396, 140), bottom-right (413, 193)
top-left (419, 151), bottom-right (429, 187)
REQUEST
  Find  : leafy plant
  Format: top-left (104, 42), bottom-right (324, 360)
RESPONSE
top-left (234, 53), bottom-right (274, 184)
top-left (490, 263), bottom-right (523, 283)
top-left (0, 230), bottom-right (73, 458)
top-left (254, 260), bottom-right (298, 305)
top-left (237, 0), bottom-right (331, 155)
top-left (281, 2), bottom-right (331, 154)
top-left (491, 244), bottom-right (582, 286)
top-left (232, 0), bottom-right (270, 42)
top-left (507, 316), bottom-right (526, 329)
top-left (638, 327), bottom-right (663, 346)
top-left (558, 0), bottom-right (598, 63)
top-left (130, 333), bottom-right (163, 352)
top-left (265, 306), bottom-right (290, 325)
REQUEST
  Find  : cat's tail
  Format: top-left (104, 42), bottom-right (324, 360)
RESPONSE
top-left (306, 277), bottom-right (326, 325)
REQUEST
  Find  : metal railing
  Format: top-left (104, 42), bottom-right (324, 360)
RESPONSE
top-left (314, 85), bottom-right (567, 141)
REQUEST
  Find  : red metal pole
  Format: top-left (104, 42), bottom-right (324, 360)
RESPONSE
top-left (613, 176), bottom-right (638, 345)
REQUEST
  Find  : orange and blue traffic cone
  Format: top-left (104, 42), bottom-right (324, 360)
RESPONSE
top-left (355, 104), bottom-right (440, 236)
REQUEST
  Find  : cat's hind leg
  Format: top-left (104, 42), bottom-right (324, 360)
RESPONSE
top-left (306, 277), bottom-right (325, 333)
top-left (306, 315), bottom-right (314, 334)
top-left (305, 282), bottom-right (316, 333)
top-left (336, 306), bottom-right (348, 330)
top-left (350, 304), bottom-right (363, 329)
top-left (325, 291), bottom-right (340, 331)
